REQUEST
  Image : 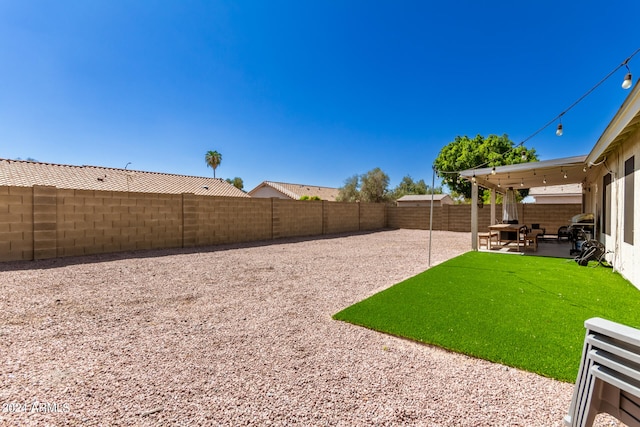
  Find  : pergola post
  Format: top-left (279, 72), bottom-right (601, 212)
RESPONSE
top-left (490, 188), bottom-right (496, 225)
top-left (471, 182), bottom-right (478, 250)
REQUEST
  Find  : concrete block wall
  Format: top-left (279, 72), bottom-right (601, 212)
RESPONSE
top-left (520, 204), bottom-right (582, 235)
top-left (0, 186), bottom-right (34, 261)
top-left (387, 203), bottom-right (583, 233)
top-left (387, 206), bottom-right (432, 230)
top-left (56, 189), bottom-right (184, 257)
top-left (323, 202), bottom-right (359, 234)
top-left (194, 196), bottom-right (272, 245)
top-left (358, 203), bottom-right (386, 231)
top-left (273, 199), bottom-right (323, 239)
top-left (0, 185), bottom-right (586, 262)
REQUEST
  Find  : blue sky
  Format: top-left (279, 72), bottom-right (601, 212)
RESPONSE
top-left (1, 1), bottom-right (639, 192)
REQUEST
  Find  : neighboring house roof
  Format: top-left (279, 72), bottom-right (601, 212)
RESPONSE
top-left (0, 159), bottom-right (249, 197)
top-left (396, 194), bottom-right (452, 202)
top-left (248, 181), bottom-right (339, 201)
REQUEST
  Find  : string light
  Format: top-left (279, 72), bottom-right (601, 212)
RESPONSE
top-left (497, 179), bottom-right (501, 188)
top-left (491, 166), bottom-right (496, 175)
top-left (520, 178), bottom-right (524, 187)
top-left (543, 175), bottom-right (547, 184)
top-left (433, 49), bottom-right (640, 178)
top-left (564, 171), bottom-right (568, 179)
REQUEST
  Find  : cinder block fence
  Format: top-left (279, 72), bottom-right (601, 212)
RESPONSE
top-left (0, 185), bottom-right (582, 262)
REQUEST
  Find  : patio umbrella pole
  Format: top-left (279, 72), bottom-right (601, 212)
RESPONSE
top-left (428, 166), bottom-right (435, 267)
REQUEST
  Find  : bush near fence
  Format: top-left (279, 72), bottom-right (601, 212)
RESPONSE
top-left (0, 185), bottom-right (581, 261)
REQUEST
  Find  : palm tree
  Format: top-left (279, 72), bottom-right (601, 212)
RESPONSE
top-left (205, 150), bottom-right (222, 178)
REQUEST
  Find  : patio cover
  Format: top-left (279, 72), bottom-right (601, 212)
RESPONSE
top-left (458, 155), bottom-right (588, 250)
top-left (459, 155), bottom-right (588, 193)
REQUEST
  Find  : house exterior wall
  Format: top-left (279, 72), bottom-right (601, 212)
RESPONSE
top-left (395, 195), bottom-right (453, 207)
top-left (532, 195), bottom-right (582, 204)
top-left (396, 200), bottom-right (442, 207)
top-left (250, 186), bottom-right (290, 199)
top-left (584, 125), bottom-right (640, 289)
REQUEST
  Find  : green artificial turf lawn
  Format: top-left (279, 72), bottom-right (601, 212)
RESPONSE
top-left (333, 251), bottom-right (640, 382)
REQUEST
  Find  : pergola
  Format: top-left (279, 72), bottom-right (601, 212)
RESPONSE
top-left (458, 154), bottom-right (588, 250)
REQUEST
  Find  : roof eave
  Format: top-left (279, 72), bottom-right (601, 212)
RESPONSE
top-left (587, 79), bottom-right (640, 165)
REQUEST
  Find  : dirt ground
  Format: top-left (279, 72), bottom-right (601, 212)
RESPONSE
top-left (0, 229), bottom-right (622, 426)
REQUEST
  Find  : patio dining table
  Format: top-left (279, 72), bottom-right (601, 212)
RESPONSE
top-left (488, 223), bottom-right (528, 252)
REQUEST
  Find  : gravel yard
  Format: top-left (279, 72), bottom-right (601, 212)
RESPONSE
top-left (0, 229), bottom-right (622, 426)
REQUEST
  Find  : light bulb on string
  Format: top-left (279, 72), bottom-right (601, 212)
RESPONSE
top-left (520, 178), bottom-right (524, 187)
top-left (543, 175), bottom-right (547, 184)
top-left (564, 171), bottom-right (568, 179)
top-left (623, 62), bottom-right (633, 89)
top-left (491, 166), bottom-right (496, 175)
top-left (556, 123), bottom-right (563, 136)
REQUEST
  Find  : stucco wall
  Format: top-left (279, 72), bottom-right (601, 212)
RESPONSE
top-left (584, 124), bottom-right (640, 289)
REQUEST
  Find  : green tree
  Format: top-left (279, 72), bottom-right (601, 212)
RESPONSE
top-left (433, 134), bottom-right (537, 201)
top-left (391, 175), bottom-right (442, 200)
top-left (359, 167), bottom-right (390, 203)
top-left (225, 177), bottom-right (244, 190)
top-left (336, 168), bottom-right (391, 203)
top-left (205, 150), bottom-right (222, 178)
top-left (336, 175), bottom-right (360, 202)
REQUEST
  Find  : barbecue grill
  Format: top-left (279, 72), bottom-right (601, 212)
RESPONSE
top-left (568, 213), bottom-right (595, 255)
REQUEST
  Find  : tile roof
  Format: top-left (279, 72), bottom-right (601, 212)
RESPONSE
top-left (248, 181), bottom-right (339, 201)
top-left (0, 159), bottom-right (250, 197)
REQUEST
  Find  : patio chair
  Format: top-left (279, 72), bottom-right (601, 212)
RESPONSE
top-left (564, 318), bottom-right (640, 427)
top-left (478, 231), bottom-right (498, 250)
top-left (558, 226), bottom-right (571, 241)
top-left (531, 223), bottom-right (546, 240)
top-left (524, 227), bottom-right (544, 251)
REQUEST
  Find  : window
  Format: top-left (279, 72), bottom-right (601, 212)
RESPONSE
top-left (603, 173), bottom-right (612, 236)
top-left (624, 156), bottom-right (634, 244)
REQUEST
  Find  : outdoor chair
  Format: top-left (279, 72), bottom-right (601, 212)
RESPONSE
top-left (478, 231), bottom-right (498, 250)
top-left (564, 317), bottom-right (640, 427)
top-left (524, 227), bottom-right (544, 251)
top-left (558, 226), bottom-right (571, 241)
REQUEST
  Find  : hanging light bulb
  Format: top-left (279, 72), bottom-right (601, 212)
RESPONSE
top-left (622, 63), bottom-right (633, 89)
top-left (556, 123), bottom-right (563, 136)
top-left (521, 150), bottom-right (527, 161)
top-left (520, 178), bottom-right (524, 187)
top-left (583, 165), bottom-right (587, 173)
top-left (491, 166), bottom-right (496, 175)
top-left (497, 179), bottom-right (501, 188)
top-left (543, 175), bottom-right (547, 184)
top-left (472, 174), bottom-right (477, 185)
top-left (564, 171), bottom-right (568, 179)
